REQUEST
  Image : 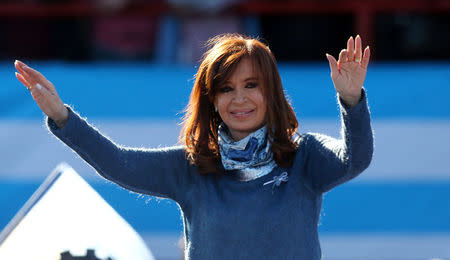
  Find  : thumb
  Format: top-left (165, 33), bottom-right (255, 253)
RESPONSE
top-left (326, 53), bottom-right (339, 77)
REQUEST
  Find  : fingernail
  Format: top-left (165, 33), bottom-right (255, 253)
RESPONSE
top-left (325, 53), bottom-right (330, 57)
top-left (15, 60), bottom-right (23, 68)
top-left (17, 60), bottom-right (24, 67)
top-left (36, 83), bottom-right (42, 90)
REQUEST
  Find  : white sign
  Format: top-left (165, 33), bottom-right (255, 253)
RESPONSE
top-left (0, 163), bottom-right (154, 260)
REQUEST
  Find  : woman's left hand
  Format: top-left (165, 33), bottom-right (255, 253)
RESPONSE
top-left (326, 35), bottom-right (370, 108)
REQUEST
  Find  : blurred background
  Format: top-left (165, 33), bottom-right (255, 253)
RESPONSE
top-left (0, 0), bottom-right (450, 259)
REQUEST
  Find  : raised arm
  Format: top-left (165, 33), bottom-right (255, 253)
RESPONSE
top-left (304, 88), bottom-right (373, 193)
top-left (14, 61), bottom-right (196, 204)
top-left (304, 36), bottom-right (374, 193)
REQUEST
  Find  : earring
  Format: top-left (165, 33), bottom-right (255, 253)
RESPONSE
top-left (214, 107), bottom-right (218, 112)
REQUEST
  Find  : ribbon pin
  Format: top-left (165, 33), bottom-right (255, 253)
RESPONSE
top-left (263, 172), bottom-right (288, 193)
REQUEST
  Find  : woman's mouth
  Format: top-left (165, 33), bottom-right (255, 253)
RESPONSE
top-left (230, 109), bottom-right (254, 118)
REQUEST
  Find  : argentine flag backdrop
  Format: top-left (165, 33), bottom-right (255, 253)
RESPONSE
top-left (1, 62), bottom-right (450, 259)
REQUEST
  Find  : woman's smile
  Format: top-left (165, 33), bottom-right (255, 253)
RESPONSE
top-left (230, 109), bottom-right (255, 118)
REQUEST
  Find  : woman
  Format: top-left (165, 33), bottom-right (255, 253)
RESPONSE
top-left (14, 33), bottom-right (373, 259)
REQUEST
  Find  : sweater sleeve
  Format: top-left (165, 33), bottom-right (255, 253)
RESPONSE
top-left (303, 87), bottom-right (374, 193)
top-left (46, 106), bottom-right (196, 204)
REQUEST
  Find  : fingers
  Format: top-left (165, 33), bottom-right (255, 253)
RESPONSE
top-left (14, 61), bottom-right (35, 87)
top-left (355, 35), bottom-right (362, 62)
top-left (17, 70), bottom-right (44, 95)
top-left (17, 67), bottom-right (46, 102)
top-left (15, 61), bottom-right (41, 89)
top-left (338, 49), bottom-right (347, 64)
top-left (326, 53), bottom-right (338, 77)
top-left (15, 72), bottom-right (31, 90)
top-left (347, 36), bottom-right (354, 61)
top-left (362, 46), bottom-right (370, 69)
top-left (14, 60), bottom-right (55, 94)
top-left (333, 35), bottom-right (369, 66)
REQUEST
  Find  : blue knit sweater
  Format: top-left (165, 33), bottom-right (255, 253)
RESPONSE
top-left (47, 88), bottom-right (373, 260)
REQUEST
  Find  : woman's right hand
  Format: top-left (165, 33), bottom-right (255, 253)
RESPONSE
top-left (14, 60), bottom-right (69, 128)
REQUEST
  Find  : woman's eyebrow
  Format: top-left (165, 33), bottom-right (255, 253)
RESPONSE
top-left (244, 77), bottom-right (258, 81)
top-left (223, 77), bottom-right (258, 84)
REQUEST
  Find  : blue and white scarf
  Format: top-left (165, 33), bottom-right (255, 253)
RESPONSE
top-left (218, 123), bottom-right (277, 181)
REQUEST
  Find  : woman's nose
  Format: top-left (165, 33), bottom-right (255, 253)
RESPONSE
top-left (233, 89), bottom-right (247, 103)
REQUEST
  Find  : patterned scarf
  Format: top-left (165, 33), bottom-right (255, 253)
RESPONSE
top-left (218, 123), bottom-right (277, 181)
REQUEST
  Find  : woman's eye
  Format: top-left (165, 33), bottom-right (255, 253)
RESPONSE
top-left (246, 82), bottom-right (258, 88)
top-left (219, 86), bottom-right (232, 93)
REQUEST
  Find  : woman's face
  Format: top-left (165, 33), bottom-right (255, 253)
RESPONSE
top-left (214, 58), bottom-right (267, 141)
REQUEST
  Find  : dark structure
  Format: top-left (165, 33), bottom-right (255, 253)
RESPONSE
top-left (60, 249), bottom-right (113, 260)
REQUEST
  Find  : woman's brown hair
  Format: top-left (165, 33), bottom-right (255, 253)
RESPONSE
top-left (180, 33), bottom-right (299, 175)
